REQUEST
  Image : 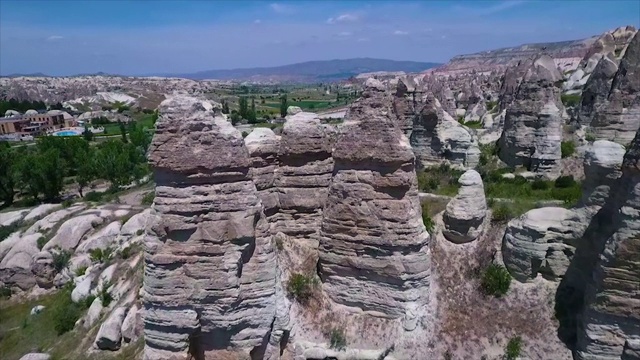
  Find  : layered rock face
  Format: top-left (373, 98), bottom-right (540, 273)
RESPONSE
top-left (245, 128), bottom-right (281, 216)
top-left (442, 170), bottom-right (487, 244)
top-left (143, 96), bottom-right (276, 359)
top-left (318, 88), bottom-right (430, 324)
top-left (578, 54), bottom-right (619, 126)
top-left (581, 140), bottom-right (626, 207)
top-left (589, 31), bottom-right (640, 145)
top-left (574, 130), bottom-right (640, 359)
top-left (411, 93), bottom-right (479, 169)
top-left (271, 110), bottom-right (335, 243)
top-left (498, 55), bottom-right (564, 177)
top-left (392, 77), bottom-right (417, 135)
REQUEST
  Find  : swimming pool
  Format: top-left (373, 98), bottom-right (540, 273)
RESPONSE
top-left (53, 129), bottom-right (82, 136)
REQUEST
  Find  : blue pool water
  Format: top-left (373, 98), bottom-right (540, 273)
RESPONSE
top-left (54, 130), bottom-right (80, 136)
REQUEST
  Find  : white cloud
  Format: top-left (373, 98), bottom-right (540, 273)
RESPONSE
top-left (46, 35), bottom-right (64, 41)
top-left (270, 3), bottom-right (293, 14)
top-left (357, 37), bottom-right (370, 42)
top-left (337, 31), bottom-right (352, 37)
top-left (254, 19), bottom-right (262, 24)
top-left (393, 30), bottom-right (409, 36)
top-left (327, 13), bottom-right (359, 24)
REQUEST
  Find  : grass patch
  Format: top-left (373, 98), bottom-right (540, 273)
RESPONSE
top-left (421, 202), bottom-right (435, 233)
top-left (89, 247), bottom-right (114, 264)
top-left (481, 264), bottom-right (512, 297)
top-left (52, 250), bottom-right (71, 272)
top-left (141, 191), bottom-right (155, 206)
top-left (561, 93), bottom-right (581, 107)
top-left (417, 164), bottom-right (465, 196)
top-left (461, 120), bottom-right (483, 129)
top-left (561, 141), bottom-right (576, 158)
top-left (329, 327), bottom-right (347, 350)
top-left (0, 222), bottom-right (21, 242)
top-left (286, 273), bottom-right (316, 303)
top-left (505, 336), bottom-right (523, 360)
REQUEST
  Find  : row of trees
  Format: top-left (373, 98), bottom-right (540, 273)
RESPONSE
top-left (0, 99), bottom-right (48, 115)
top-left (0, 133), bottom-right (150, 206)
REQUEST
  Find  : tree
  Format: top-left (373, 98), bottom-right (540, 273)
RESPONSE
top-left (36, 148), bottom-right (65, 202)
top-left (238, 96), bottom-right (249, 119)
top-left (151, 110), bottom-right (159, 125)
top-left (129, 122), bottom-right (151, 153)
top-left (279, 94), bottom-right (288, 118)
top-left (82, 125), bottom-right (94, 142)
top-left (248, 98), bottom-right (257, 123)
top-left (119, 121), bottom-right (128, 143)
top-left (221, 100), bottom-right (230, 114)
top-left (75, 147), bottom-right (95, 197)
top-left (0, 143), bottom-right (16, 206)
top-left (229, 112), bottom-right (241, 125)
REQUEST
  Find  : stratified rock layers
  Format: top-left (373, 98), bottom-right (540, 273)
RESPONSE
top-left (575, 130), bottom-right (640, 359)
top-left (143, 96), bottom-right (275, 359)
top-left (318, 90), bottom-right (430, 322)
top-left (443, 170), bottom-right (487, 244)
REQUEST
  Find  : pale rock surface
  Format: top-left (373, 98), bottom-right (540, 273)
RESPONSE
top-left (31, 251), bottom-right (55, 288)
top-left (245, 128), bottom-right (281, 216)
top-left (82, 297), bottom-right (104, 329)
top-left (589, 31), bottom-right (640, 145)
top-left (0, 231), bottom-right (21, 263)
top-left (24, 205), bottom-right (86, 235)
top-left (582, 140), bottom-right (626, 206)
top-left (0, 233), bottom-right (42, 289)
top-left (411, 93), bottom-right (480, 169)
top-left (443, 170), bottom-right (487, 243)
top-left (143, 95), bottom-right (276, 358)
top-left (121, 304), bottom-right (141, 342)
top-left (502, 207), bottom-right (586, 282)
top-left (76, 221), bottom-right (122, 253)
top-left (120, 209), bottom-right (150, 236)
top-left (318, 87), bottom-right (430, 321)
top-left (578, 54), bottom-right (618, 126)
top-left (0, 209), bottom-right (28, 226)
top-left (72, 273), bottom-right (94, 303)
top-left (286, 105), bottom-right (302, 115)
top-left (95, 306), bottom-right (127, 350)
top-left (23, 204), bottom-right (62, 222)
top-left (498, 54), bottom-right (564, 178)
top-left (19, 354), bottom-right (51, 360)
top-left (42, 214), bottom-right (103, 251)
top-left (30, 305), bottom-right (45, 315)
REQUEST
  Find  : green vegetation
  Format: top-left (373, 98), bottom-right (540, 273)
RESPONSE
top-left (561, 141), bottom-right (576, 158)
top-left (52, 250), bottom-right (71, 272)
top-left (37, 236), bottom-right (47, 250)
top-left (585, 133), bottom-right (596, 142)
top-left (89, 247), bottom-right (113, 264)
top-left (486, 100), bottom-right (498, 111)
top-left (555, 175), bottom-right (577, 189)
top-left (0, 98), bottom-right (47, 114)
top-left (0, 222), bottom-right (21, 242)
top-left (280, 94), bottom-right (288, 118)
top-left (461, 120), bottom-right (483, 129)
top-left (74, 265), bottom-right (88, 277)
top-left (481, 264), bottom-right (512, 297)
top-left (417, 164), bottom-right (465, 196)
top-left (287, 273), bottom-right (316, 303)
top-left (329, 327), bottom-right (347, 350)
top-left (561, 93), bottom-right (581, 107)
top-left (141, 191), bottom-right (155, 206)
top-left (51, 285), bottom-right (88, 335)
top-left (505, 336), bottom-right (523, 360)
top-left (421, 202), bottom-right (435, 233)
top-left (491, 202), bottom-right (517, 223)
top-left (97, 282), bottom-right (113, 307)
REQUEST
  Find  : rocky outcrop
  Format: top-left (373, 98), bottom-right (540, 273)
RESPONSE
top-left (95, 307), bottom-right (127, 350)
top-left (581, 140), bottom-right (626, 207)
top-left (498, 54), bottom-right (564, 178)
top-left (392, 77), bottom-right (416, 135)
top-left (589, 31), bottom-right (640, 145)
top-left (0, 233), bottom-right (42, 290)
top-left (411, 93), bottom-right (479, 169)
top-left (442, 170), bottom-right (487, 243)
top-left (245, 128), bottom-right (281, 216)
top-left (318, 87), bottom-right (430, 326)
top-left (144, 96), bottom-right (276, 359)
top-left (578, 54), bottom-right (619, 126)
top-left (271, 110), bottom-right (335, 243)
top-left (19, 354), bottom-right (51, 360)
top-left (573, 129), bottom-right (640, 359)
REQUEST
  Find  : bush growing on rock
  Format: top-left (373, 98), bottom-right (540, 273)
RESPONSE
top-left (560, 93), bottom-right (581, 107)
top-left (37, 236), bottom-right (47, 250)
top-left (141, 191), bottom-right (155, 206)
top-left (90, 247), bottom-right (114, 264)
top-left (531, 180), bottom-right (549, 190)
top-left (0, 223), bottom-right (20, 242)
top-left (481, 264), bottom-right (512, 297)
top-left (75, 265), bottom-right (88, 277)
top-left (561, 141), bottom-right (576, 158)
top-left (491, 203), bottom-right (515, 223)
top-left (98, 282), bottom-right (113, 307)
top-left (421, 202), bottom-right (435, 233)
top-left (52, 285), bottom-right (86, 335)
top-left (329, 327), bottom-right (347, 350)
top-left (286, 273), bottom-right (315, 303)
top-left (0, 286), bottom-right (11, 299)
top-left (554, 175), bottom-right (576, 188)
top-left (84, 191), bottom-right (104, 202)
top-left (505, 336), bottom-right (523, 359)
top-left (52, 250), bottom-right (71, 272)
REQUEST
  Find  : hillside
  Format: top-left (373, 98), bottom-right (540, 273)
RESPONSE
top-left (168, 58), bottom-right (441, 82)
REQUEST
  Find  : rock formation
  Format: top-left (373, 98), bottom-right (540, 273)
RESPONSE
top-left (318, 86), bottom-right (431, 326)
top-left (578, 54), bottom-right (619, 126)
top-left (411, 93), bottom-right (480, 169)
top-left (498, 54), bottom-right (564, 178)
top-left (143, 95), bottom-right (276, 359)
top-left (392, 77), bottom-right (417, 135)
top-left (572, 129), bottom-right (640, 359)
top-left (245, 128), bottom-right (281, 216)
top-left (589, 31), bottom-right (640, 145)
top-left (442, 170), bottom-right (487, 243)
top-left (581, 140), bottom-right (626, 207)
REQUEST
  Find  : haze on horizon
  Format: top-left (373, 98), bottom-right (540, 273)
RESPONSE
top-left (1, 0), bottom-right (638, 77)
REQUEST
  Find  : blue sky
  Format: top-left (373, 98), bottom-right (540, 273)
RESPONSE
top-left (0, 0), bottom-right (638, 76)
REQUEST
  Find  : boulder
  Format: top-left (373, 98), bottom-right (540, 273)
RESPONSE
top-left (0, 209), bottom-right (28, 227)
top-left (23, 204), bottom-right (62, 222)
top-left (121, 304), bottom-right (140, 342)
top-left (82, 297), bottom-right (103, 329)
top-left (0, 233), bottom-right (42, 290)
top-left (581, 140), bottom-right (626, 207)
top-left (443, 170), bottom-right (487, 243)
top-left (120, 209), bottom-right (150, 236)
top-left (502, 207), bottom-right (586, 282)
top-left (71, 273), bottom-right (94, 303)
top-left (286, 106), bottom-right (302, 116)
top-left (31, 251), bottom-right (55, 288)
top-left (95, 306), bottom-right (127, 350)
top-left (30, 305), bottom-right (45, 315)
top-left (143, 95), bottom-right (276, 357)
top-left (76, 221), bottom-right (121, 253)
top-left (42, 214), bottom-right (104, 251)
top-left (318, 88), bottom-right (430, 322)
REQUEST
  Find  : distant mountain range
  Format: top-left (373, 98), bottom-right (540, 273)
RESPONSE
top-left (165, 58), bottom-right (441, 82)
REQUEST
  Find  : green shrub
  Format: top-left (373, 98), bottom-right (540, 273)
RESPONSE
top-left (531, 180), bottom-right (550, 190)
top-left (74, 265), bottom-right (88, 277)
top-left (37, 236), bottom-right (48, 250)
top-left (84, 191), bottom-right (104, 202)
top-left (554, 175), bottom-right (576, 188)
top-left (98, 282), bottom-right (113, 307)
top-left (561, 94), bottom-right (581, 107)
top-left (89, 247), bottom-right (113, 263)
top-left (505, 336), bottom-right (523, 360)
top-left (481, 264), bottom-right (512, 297)
top-left (136, 229), bottom-right (144, 236)
top-left (61, 199), bottom-right (74, 208)
top-left (0, 222), bottom-right (21, 242)
top-left (492, 203), bottom-right (515, 223)
top-left (52, 250), bottom-right (71, 272)
top-left (421, 202), bottom-right (435, 233)
top-left (585, 134), bottom-right (596, 142)
top-left (83, 294), bottom-right (96, 309)
top-left (287, 273), bottom-right (315, 303)
top-left (0, 286), bottom-right (12, 299)
top-left (561, 141), bottom-right (576, 158)
top-left (462, 120), bottom-right (483, 129)
top-left (141, 191), bottom-right (155, 206)
top-left (241, 131), bottom-right (249, 138)
top-left (51, 286), bottom-right (85, 335)
top-left (329, 327), bottom-right (347, 350)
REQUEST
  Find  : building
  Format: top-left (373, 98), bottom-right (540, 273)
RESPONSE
top-left (0, 109), bottom-right (68, 136)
